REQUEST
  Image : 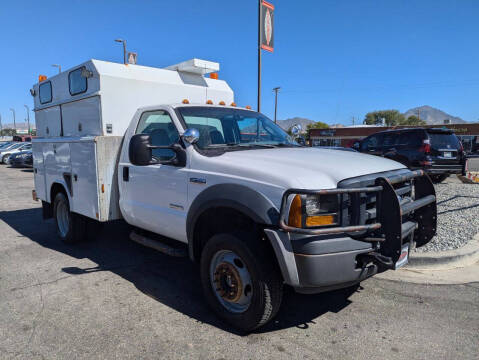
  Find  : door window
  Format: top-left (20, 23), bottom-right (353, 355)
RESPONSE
top-left (136, 110), bottom-right (179, 161)
top-left (361, 134), bottom-right (382, 151)
top-left (382, 133), bottom-right (398, 148)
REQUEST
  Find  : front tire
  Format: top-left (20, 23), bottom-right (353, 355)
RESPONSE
top-left (53, 192), bottom-right (86, 243)
top-left (200, 232), bottom-right (283, 332)
top-left (2, 154), bottom-right (9, 164)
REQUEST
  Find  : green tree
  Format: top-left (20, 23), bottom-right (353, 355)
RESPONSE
top-left (363, 110), bottom-right (405, 126)
top-left (306, 121), bottom-right (329, 130)
top-left (402, 115), bottom-right (426, 126)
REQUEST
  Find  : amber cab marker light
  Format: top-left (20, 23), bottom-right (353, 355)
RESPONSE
top-left (182, 99), bottom-right (190, 104)
top-left (206, 100), bottom-right (213, 104)
top-left (245, 105), bottom-right (252, 109)
top-left (38, 75), bottom-right (47, 82)
top-left (230, 102), bottom-right (237, 107)
top-left (210, 72), bottom-right (219, 79)
top-left (219, 101), bottom-right (226, 105)
top-left (288, 195), bottom-right (302, 228)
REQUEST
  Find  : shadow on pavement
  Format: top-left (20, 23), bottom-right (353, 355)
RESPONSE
top-left (0, 207), bottom-right (356, 335)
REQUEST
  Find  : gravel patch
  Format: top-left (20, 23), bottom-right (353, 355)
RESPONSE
top-left (414, 175), bottom-right (479, 252)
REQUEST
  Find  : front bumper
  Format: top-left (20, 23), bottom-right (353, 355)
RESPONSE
top-left (266, 169), bottom-right (437, 293)
top-left (264, 230), bottom-right (378, 293)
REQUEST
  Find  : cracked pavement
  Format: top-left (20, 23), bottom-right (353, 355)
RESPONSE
top-left (0, 166), bottom-right (478, 359)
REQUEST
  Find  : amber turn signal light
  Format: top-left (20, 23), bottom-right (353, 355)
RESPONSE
top-left (288, 195), bottom-right (302, 228)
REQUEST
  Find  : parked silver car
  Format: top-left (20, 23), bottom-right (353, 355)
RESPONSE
top-left (0, 143), bottom-right (32, 164)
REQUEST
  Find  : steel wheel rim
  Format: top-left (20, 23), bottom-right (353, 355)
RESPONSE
top-left (57, 200), bottom-right (69, 237)
top-left (209, 250), bottom-right (253, 313)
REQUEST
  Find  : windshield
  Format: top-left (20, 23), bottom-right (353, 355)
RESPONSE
top-left (428, 132), bottom-right (461, 150)
top-left (177, 107), bottom-right (298, 150)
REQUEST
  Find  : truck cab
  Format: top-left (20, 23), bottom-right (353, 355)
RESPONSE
top-left (31, 59), bottom-right (437, 331)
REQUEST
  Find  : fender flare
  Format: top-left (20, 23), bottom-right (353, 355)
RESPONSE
top-left (186, 183), bottom-right (279, 261)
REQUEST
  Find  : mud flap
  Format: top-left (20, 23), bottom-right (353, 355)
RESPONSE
top-left (413, 175), bottom-right (437, 247)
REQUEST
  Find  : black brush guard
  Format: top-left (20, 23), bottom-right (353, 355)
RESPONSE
top-left (279, 170), bottom-right (437, 267)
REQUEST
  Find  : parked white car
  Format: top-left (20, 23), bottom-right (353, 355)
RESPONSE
top-left (1, 143), bottom-right (32, 164)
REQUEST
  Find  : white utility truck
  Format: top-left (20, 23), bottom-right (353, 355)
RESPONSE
top-left (31, 59), bottom-right (437, 331)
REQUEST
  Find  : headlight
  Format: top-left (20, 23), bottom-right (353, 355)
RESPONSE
top-left (288, 194), bottom-right (340, 228)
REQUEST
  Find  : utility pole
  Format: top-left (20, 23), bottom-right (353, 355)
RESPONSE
top-left (273, 86), bottom-right (280, 123)
top-left (0, 114), bottom-right (2, 136)
top-left (417, 109), bottom-right (420, 122)
top-left (9, 108), bottom-right (16, 134)
top-left (257, 0), bottom-right (262, 112)
top-left (352, 116), bottom-right (355, 126)
top-left (24, 105), bottom-right (30, 135)
top-left (115, 39), bottom-right (127, 65)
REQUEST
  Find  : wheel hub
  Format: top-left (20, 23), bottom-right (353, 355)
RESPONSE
top-left (209, 250), bottom-right (253, 313)
top-left (213, 262), bottom-right (243, 302)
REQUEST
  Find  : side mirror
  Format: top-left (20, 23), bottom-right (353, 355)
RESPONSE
top-left (129, 134), bottom-right (153, 166)
top-left (129, 134), bottom-right (186, 167)
top-left (182, 128), bottom-right (200, 144)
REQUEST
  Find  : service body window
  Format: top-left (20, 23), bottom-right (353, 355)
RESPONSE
top-left (69, 67), bottom-right (87, 95)
top-left (39, 81), bottom-right (52, 104)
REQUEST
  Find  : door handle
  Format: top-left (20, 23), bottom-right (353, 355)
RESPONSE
top-left (123, 166), bottom-right (129, 182)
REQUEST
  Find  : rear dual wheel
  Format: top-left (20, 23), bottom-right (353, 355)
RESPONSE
top-left (200, 232), bottom-right (283, 332)
top-left (53, 192), bottom-right (86, 243)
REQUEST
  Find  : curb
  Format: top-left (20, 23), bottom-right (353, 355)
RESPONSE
top-left (408, 234), bottom-right (479, 270)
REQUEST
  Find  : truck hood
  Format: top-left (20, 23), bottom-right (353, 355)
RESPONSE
top-left (198, 147), bottom-right (406, 189)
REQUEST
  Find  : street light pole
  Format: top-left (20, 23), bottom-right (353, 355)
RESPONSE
top-left (9, 108), bottom-right (16, 134)
top-left (24, 105), bottom-right (30, 135)
top-left (0, 114), bottom-right (2, 136)
top-left (115, 39), bottom-right (127, 64)
top-left (51, 64), bottom-right (62, 73)
top-left (273, 86), bottom-right (280, 123)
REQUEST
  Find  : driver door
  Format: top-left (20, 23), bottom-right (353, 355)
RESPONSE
top-left (122, 110), bottom-right (188, 242)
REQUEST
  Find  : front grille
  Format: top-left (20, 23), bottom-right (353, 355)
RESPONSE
top-left (338, 169), bottom-right (414, 230)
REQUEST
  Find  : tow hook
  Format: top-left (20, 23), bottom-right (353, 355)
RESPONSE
top-left (358, 252), bottom-right (394, 270)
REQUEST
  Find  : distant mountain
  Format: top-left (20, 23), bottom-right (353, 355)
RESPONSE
top-left (404, 106), bottom-right (466, 125)
top-left (276, 117), bottom-right (315, 132)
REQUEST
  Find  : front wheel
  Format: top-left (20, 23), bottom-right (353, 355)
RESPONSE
top-left (53, 192), bottom-right (86, 243)
top-left (1, 154), bottom-right (9, 164)
top-left (200, 232), bottom-right (283, 332)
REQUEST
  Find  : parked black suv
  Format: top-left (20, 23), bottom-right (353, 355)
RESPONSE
top-left (355, 128), bottom-right (466, 183)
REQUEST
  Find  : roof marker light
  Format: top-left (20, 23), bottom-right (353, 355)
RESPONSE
top-left (206, 100), bottom-right (213, 104)
top-left (182, 99), bottom-right (190, 104)
top-left (219, 101), bottom-right (225, 105)
top-left (38, 75), bottom-right (47, 82)
top-left (245, 105), bottom-right (252, 110)
top-left (210, 73), bottom-right (218, 80)
top-left (230, 102), bottom-right (237, 107)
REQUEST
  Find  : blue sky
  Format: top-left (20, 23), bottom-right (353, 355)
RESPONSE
top-left (1, 0), bottom-right (478, 126)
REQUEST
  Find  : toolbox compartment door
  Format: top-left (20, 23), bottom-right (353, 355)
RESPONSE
top-left (70, 141), bottom-right (99, 220)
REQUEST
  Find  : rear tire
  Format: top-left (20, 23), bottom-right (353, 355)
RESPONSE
top-left (53, 192), bottom-right (86, 243)
top-left (200, 232), bottom-right (283, 332)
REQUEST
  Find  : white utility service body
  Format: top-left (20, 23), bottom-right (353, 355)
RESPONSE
top-left (32, 59), bottom-right (233, 223)
top-left (32, 58), bottom-right (437, 331)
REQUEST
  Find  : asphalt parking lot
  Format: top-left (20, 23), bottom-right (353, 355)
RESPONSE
top-left (0, 166), bottom-right (478, 360)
